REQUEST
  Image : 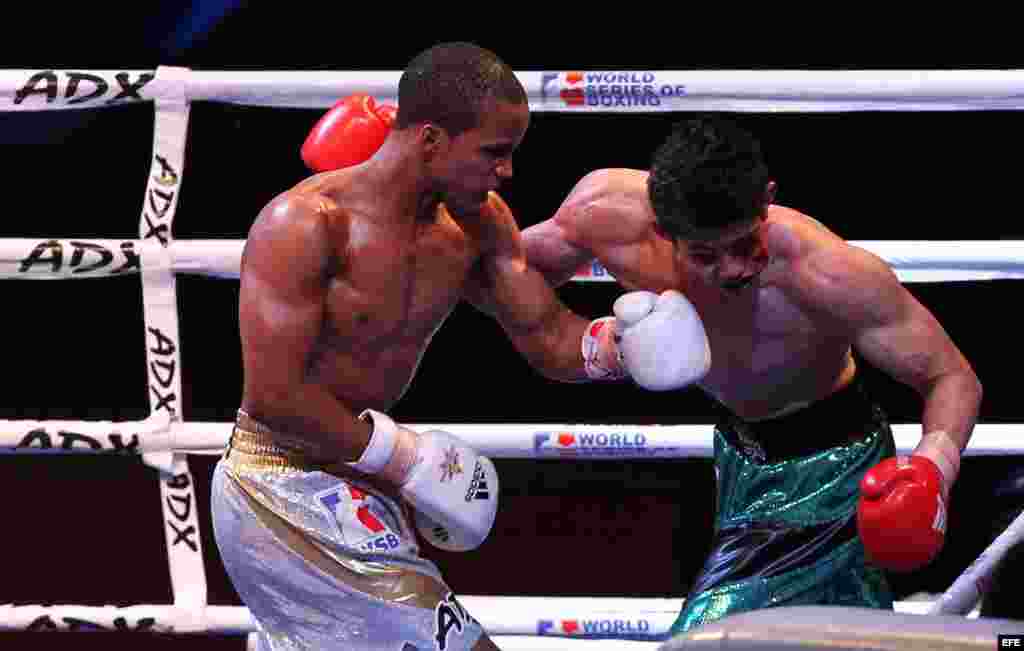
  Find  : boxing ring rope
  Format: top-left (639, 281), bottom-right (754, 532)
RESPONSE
top-left (5, 238), bottom-right (1024, 283)
top-left (2, 67), bottom-right (1023, 647)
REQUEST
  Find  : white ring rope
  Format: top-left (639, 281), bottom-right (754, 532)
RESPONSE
top-left (1, 419), bottom-right (1021, 458)
top-left (7, 68), bottom-right (1024, 112)
top-left (929, 508), bottom-right (1024, 615)
top-left (0, 595), bottom-right (968, 637)
top-left (2, 67), bottom-right (1021, 641)
top-left (3, 238), bottom-right (1024, 283)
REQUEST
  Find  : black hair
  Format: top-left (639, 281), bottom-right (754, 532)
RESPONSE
top-left (395, 42), bottom-right (526, 137)
top-left (647, 116), bottom-right (770, 241)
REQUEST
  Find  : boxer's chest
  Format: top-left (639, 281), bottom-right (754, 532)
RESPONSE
top-left (694, 283), bottom-right (831, 387)
top-left (325, 217), bottom-right (479, 344)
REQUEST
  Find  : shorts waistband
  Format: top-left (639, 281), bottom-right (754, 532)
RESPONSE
top-left (227, 410), bottom-right (335, 473)
top-left (716, 374), bottom-right (887, 463)
top-left (225, 411), bottom-right (396, 499)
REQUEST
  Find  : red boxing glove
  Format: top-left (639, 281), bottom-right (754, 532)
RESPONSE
top-left (301, 94), bottom-right (396, 172)
top-left (857, 455), bottom-right (947, 572)
top-left (374, 102), bottom-right (397, 126)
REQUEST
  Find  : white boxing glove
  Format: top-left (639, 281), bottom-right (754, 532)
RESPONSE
top-left (352, 410), bottom-right (499, 552)
top-left (613, 289), bottom-right (711, 391)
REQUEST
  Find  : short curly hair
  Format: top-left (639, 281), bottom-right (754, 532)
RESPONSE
top-left (647, 117), bottom-right (770, 241)
top-left (396, 42), bottom-right (526, 137)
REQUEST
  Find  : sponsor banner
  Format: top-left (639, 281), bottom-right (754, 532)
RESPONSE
top-left (539, 71), bottom-right (686, 112)
top-left (533, 428), bottom-right (698, 458)
top-left (535, 616), bottom-right (672, 639)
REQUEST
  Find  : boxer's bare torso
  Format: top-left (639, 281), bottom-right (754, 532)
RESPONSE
top-left (242, 172), bottom-right (483, 413)
top-left (238, 174), bottom-right (544, 434)
top-left (524, 168), bottom-right (957, 422)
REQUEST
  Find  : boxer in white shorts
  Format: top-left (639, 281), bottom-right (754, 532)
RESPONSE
top-left (214, 412), bottom-right (486, 650)
top-left (211, 42), bottom-right (709, 651)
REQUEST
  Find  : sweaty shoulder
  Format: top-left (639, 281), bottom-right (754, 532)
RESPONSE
top-left (555, 168), bottom-right (654, 248)
top-left (765, 205), bottom-right (897, 310)
top-left (243, 187), bottom-right (342, 278)
top-left (762, 205), bottom-right (845, 264)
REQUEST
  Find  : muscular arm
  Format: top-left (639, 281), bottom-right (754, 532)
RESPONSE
top-left (465, 193), bottom-right (597, 383)
top-left (239, 194), bottom-right (371, 459)
top-left (521, 168), bottom-right (679, 291)
top-left (520, 216), bottom-right (594, 287)
top-left (798, 243), bottom-right (982, 462)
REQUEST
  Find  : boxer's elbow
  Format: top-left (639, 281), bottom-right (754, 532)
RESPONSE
top-left (522, 220), bottom-right (587, 287)
top-left (945, 357), bottom-right (983, 408)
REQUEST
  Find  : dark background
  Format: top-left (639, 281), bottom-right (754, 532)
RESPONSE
top-left (0, 6), bottom-right (1021, 648)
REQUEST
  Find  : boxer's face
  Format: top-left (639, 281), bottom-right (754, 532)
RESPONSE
top-left (677, 216), bottom-right (771, 293)
top-left (666, 180), bottom-right (776, 294)
top-left (432, 100), bottom-right (529, 215)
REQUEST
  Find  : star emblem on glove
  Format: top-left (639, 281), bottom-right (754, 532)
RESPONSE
top-left (439, 445), bottom-right (463, 482)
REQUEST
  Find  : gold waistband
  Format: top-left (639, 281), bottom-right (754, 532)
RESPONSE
top-left (225, 411), bottom-right (395, 499)
top-left (227, 428), bottom-right (319, 472)
top-left (226, 410), bottom-right (336, 473)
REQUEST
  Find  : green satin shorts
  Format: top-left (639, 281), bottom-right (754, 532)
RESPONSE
top-left (671, 379), bottom-right (896, 634)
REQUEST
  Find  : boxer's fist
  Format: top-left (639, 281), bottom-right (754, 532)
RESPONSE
top-left (858, 455), bottom-right (947, 572)
top-left (613, 290), bottom-right (711, 391)
top-left (301, 94), bottom-right (395, 171)
top-left (354, 410), bottom-right (499, 552)
top-left (404, 430), bottom-right (499, 552)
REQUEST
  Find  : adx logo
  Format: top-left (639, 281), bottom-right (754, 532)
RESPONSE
top-left (141, 154), bottom-right (180, 246)
top-left (541, 71), bottom-right (687, 108)
top-left (19, 240), bottom-right (141, 277)
top-left (14, 71), bottom-right (154, 107)
top-left (27, 614), bottom-right (160, 632)
top-left (13, 427), bottom-right (140, 453)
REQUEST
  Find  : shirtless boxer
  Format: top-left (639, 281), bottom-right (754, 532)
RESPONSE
top-left (520, 117), bottom-right (983, 633)
top-left (210, 43), bottom-right (708, 651)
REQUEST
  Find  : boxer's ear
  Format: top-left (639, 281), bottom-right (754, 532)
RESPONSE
top-left (419, 123), bottom-right (448, 159)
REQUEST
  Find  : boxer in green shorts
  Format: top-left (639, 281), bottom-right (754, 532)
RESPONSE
top-left (670, 372), bottom-right (894, 633)
top-left (522, 116), bottom-right (982, 630)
